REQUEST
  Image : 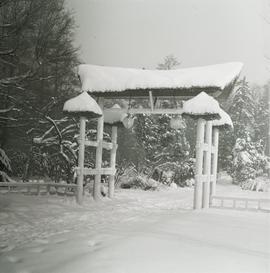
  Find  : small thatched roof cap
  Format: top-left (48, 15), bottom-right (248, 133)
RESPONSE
top-left (212, 108), bottom-right (233, 129)
top-left (63, 91), bottom-right (102, 118)
top-left (103, 104), bottom-right (127, 126)
top-left (182, 91), bottom-right (221, 120)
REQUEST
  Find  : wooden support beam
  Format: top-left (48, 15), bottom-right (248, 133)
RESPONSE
top-left (149, 91), bottom-right (154, 111)
top-left (202, 120), bottom-right (212, 209)
top-left (194, 118), bottom-right (206, 209)
top-left (84, 140), bottom-right (117, 150)
top-left (109, 126), bottom-right (118, 198)
top-left (77, 116), bottom-right (86, 204)
top-left (211, 128), bottom-right (219, 196)
top-left (102, 107), bottom-right (184, 115)
top-left (79, 167), bottom-right (116, 176)
top-left (128, 108), bottom-right (184, 115)
top-left (93, 98), bottom-right (104, 201)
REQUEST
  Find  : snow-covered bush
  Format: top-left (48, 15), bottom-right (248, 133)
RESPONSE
top-left (0, 148), bottom-right (13, 182)
top-left (157, 158), bottom-right (195, 187)
top-left (241, 176), bottom-right (269, 192)
top-left (173, 158), bottom-right (195, 187)
top-left (120, 175), bottom-right (159, 191)
top-left (229, 135), bottom-right (269, 185)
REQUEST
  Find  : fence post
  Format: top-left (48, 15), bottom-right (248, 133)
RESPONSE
top-left (211, 127), bottom-right (219, 197)
top-left (194, 118), bottom-right (206, 209)
top-left (94, 98), bottom-right (104, 201)
top-left (108, 126), bottom-right (117, 198)
top-left (202, 120), bottom-right (212, 209)
top-left (77, 116), bottom-right (86, 204)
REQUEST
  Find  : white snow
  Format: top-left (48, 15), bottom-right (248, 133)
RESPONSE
top-left (213, 108), bottom-right (233, 128)
top-left (0, 178), bottom-right (269, 273)
top-left (78, 62), bottom-right (243, 93)
top-left (182, 91), bottom-right (221, 117)
top-left (63, 91), bottom-right (102, 117)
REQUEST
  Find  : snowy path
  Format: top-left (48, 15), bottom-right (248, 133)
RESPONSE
top-left (0, 184), bottom-right (269, 273)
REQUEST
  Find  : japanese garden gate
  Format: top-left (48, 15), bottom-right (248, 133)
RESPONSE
top-left (67, 63), bottom-right (243, 209)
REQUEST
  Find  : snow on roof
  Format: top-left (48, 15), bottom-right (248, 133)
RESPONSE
top-left (212, 108), bottom-right (233, 129)
top-left (78, 62), bottom-right (243, 94)
top-left (182, 92), bottom-right (221, 120)
top-left (103, 104), bottom-right (127, 125)
top-left (63, 91), bottom-right (102, 118)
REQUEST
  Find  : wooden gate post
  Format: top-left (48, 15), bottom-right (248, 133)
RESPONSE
top-left (77, 116), bottom-right (86, 204)
top-left (211, 127), bottom-right (219, 196)
top-left (108, 126), bottom-right (118, 198)
top-left (194, 118), bottom-right (206, 209)
top-left (202, 120), bottom-right (213, 209)
top-left (93, 98), bottom-right (104, 200)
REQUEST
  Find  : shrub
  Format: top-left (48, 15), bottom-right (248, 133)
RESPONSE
top-left (173, 158), bottom-right (195, 187)
top-left (0, 148), bottom-right (13, 182)
top-left (120, 173), bottom-right (159, 191)
top-left (157, 158), bottom-right (195, 187)
top-left (228, 136), bottom-right (269, 185)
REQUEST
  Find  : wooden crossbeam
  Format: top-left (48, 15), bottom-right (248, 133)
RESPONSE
top-left (75, 167), bottom-right (116, 176)
top-left (127, 108), bottom-right (184, 115)
top-left (200, 143), bottom-right (210, 151)
top-left (102, 107), bottom-right (184, 115)
top-left (84, 140), bottom-right (117, 150)
top-left (194, 174), bottom-right (207, 181)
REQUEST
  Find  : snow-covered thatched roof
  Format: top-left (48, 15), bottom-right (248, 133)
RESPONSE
top-left (103, 104), bottom-right (127, 125)
top-left (182, 92), bottom-right (221, 120)
top-left (78, 62), bottom-right (243, 97)
top-left (212, 108), bottom-right (233, 129)
top-left (63, 92), bottom-right (102, 118)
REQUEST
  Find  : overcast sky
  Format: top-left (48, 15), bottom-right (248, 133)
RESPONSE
top-left (66, 0), bottom-right (270, 84)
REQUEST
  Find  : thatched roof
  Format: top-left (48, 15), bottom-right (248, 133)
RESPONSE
top-left (103, 104), bottom-right (127, 126)
top-left (182, 92), bottom-right (221, 120)
top-left (212, 108), bottom-right (233, 129)
top-left (78, 62), bottom-right (243, 98)
top-left (63, 92), bottom-right (102, 118)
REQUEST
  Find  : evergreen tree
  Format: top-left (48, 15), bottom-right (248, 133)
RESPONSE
top-left (218, 78), bottom-right (270, 184)
top-left (218, 78), bottom-right (258, 169)
top-left (134, 114), bottom-right (190, 170)
top-left (229, 78), bottom-right (257, 138)
top-left (254, 83), bottom-right (269, 148)
top-left (0, 0), bottom-right (79, 180)
top-left (229, 133), bottom-right (268, 185)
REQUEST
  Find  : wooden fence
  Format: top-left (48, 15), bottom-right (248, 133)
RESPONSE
top-left (0, 182), bottom-right (77, 197)
top-left (210, 195), bottom-right (270, 212)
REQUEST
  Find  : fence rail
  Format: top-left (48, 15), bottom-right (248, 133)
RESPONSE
top-left (0, 182), bottom-right (77, 196)
top-left (210, 195), bottom-right (270, 212)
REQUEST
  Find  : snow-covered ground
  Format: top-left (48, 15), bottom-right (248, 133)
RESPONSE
top-left (0, 178), bottom-right (269, 273)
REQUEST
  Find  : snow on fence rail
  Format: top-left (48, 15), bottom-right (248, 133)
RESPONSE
top-left (0, 182), bottom-right (77, 197)
top-left (210, 195), bottom-right (270, 212)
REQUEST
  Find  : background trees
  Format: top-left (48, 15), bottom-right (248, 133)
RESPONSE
top-left (116, 55), bottom-right (193, 186)
top-left (0, 0), bottom-right (79, 181)
top-left (0, 3), bottom-right (269, 189)
top-left (218, 79), bottom-right (270, 184)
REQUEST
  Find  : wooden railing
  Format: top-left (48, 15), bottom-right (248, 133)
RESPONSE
top-left (210, 195), bottom-right (270, 212)
top-left (0, 182), bottom-right (77, 197)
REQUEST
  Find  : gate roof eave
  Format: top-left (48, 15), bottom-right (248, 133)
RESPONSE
top-left (78, 62), bottom-right (243, 100)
